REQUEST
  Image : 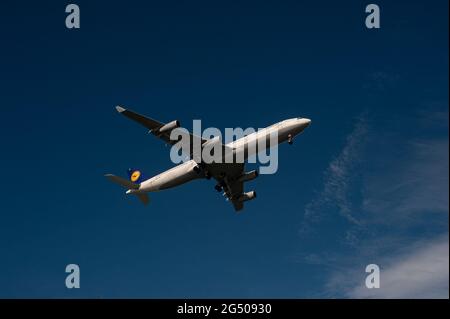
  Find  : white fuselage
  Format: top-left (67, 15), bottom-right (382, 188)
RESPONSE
top-left (134, 118), bottom-right (311, 193)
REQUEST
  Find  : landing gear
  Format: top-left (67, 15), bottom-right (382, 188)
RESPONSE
top-left (193, 165), bottom-right (201, 173)
top-left (288, 134), bottom-right (293, 145)
top-left (194, 164), bottom-right (211, 179)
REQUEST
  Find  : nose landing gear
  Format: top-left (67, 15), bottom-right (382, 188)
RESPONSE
top-left (288, 134), bottom-right (293, 145)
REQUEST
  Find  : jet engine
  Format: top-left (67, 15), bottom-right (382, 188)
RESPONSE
top-left (158, 120), bottom-right (180, 133)
top-left (238, 191), bottom-right (257, 202)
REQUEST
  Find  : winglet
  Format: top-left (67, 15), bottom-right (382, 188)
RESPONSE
top-left (115, 106), bottom-right (126, 113)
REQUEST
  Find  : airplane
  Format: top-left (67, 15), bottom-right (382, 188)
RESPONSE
top-left (105, 106), bottom-right (311, 211)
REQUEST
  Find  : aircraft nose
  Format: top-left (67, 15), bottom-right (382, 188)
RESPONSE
top-left (299, 118), bottom-right (311, 127)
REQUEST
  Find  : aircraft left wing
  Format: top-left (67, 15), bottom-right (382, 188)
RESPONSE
top-left (115, 106), bottom-right (206, 157)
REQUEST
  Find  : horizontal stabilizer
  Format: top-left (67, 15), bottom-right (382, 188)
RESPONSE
top-left (136, 193), bottom-right (150, 205)
top-left (105, 174), bottom-right (139, 189)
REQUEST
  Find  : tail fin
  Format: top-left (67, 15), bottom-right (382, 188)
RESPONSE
top-left (127, 168), bottom-right (148, 184)
top-left (104, 173), bottom-right (150, 205)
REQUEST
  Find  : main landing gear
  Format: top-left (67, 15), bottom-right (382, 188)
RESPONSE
top-left (215, 177), bottom-right (226, 192)
top-left (193, 165), bottom-right (201, 173)
top-left (193, 164), bottom-right (211, 179)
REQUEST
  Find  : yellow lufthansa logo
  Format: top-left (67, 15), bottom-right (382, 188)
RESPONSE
top-left (130, 170), bottom-right (141, 182)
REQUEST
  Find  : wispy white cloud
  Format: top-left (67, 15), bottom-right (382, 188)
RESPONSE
top-left (302, 110), bottom-right (448, 235)
top-left (363, 139), bottom-right (449, 221)
top-left (302, 112), bottom-right (368, 230)
top-left (299, 108), bottom-right (449, 298)
top-left (327, 235), bottom-right (449, 299)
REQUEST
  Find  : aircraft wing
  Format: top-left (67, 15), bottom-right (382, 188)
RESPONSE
top-left (206, 162), bottom-right (246, 212)
top-left (115, 106), bottom-right (206, 157)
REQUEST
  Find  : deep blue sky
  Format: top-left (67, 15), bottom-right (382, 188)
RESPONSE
top-left (0, 1), bottom-right (448, 298)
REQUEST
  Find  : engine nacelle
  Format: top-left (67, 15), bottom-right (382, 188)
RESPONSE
top-left (238, 191), bottom-right (257, 202)
top-left (158, 120), bottom-right (180, 133)
top-left (238, 170), bottom-right (259, 183)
